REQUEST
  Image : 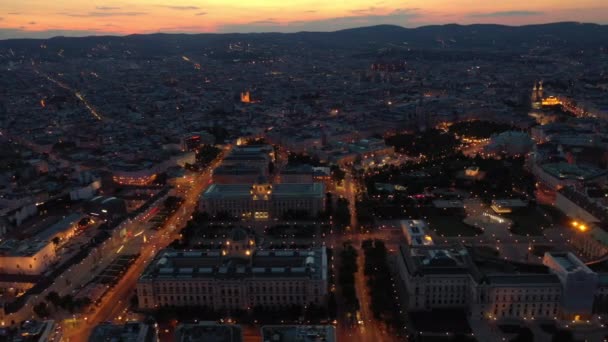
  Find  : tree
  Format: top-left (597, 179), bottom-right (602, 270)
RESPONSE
top-left (129, 294), bottom-right (139, 309)
top-left (33, 302), bottom-right (50, 319)
top-left (51, 237), bottom-right (61, 246)
top-left (45, 291), bottom-right (61, 307)
top-left (75, 297), bottom-right (92, 311)
top-left (551, 330), bottom-right (574, 342)
top-left (330, 165), bottom-right (346, 184)
top-left (334, 198), bottom-right (351, 230)
top-left (450, 334), bottom-right (475, 342)
top-left (327, 293), bottom-right (337, 319)
top-left (60, 294), bottom-right (75, 313)
top-left (511, 327), bottom-right (534, 342)
top-left (325, 193), bottom-right (333, 215)
top-left (163, 196), bottom-right (183, 211)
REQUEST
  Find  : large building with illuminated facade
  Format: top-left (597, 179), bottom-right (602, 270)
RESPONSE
top-left (396, 243), bottom-right (608, 322)
top-left (199, 182), bottom-right (325, 220)
top-left (136, 229), bottom-right (328, 311)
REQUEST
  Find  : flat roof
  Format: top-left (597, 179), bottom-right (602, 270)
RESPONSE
top-left (398, 244), bottom-right (479, 277)
top-left (485, 274), bottom-right (561, 285)
top-left (0, 239), bottom-right (50, 257)
top-left (89, 323), bottom-right (150, 342)
top-left (202, 183), bottom-right (324, 200)
top-left (35, 213), bottom-right (82, 241)
top-left (546, 252), bottom-right (593, 274)
top-left (175, 323), bottom-right (242, 342)
top-left (541, 162), bottom-right (608, 180)
top-left (261, 325), bottom-right (335, 342)
top-left (139, 247), bottom-right (327, 281)
top-left (214, 164), bottom-right (262, 175)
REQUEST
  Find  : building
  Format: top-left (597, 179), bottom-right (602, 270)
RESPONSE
top-left (181, 131), bottom-right (216, 151)
top-left (0, 274), bottom-right (38, 300)
top-left (555, 186), bottom-right (606, 224)
top-left (280, 165), bottom-right (314, 184)
top-left (396, 244), bottom-right (478, 311)
top-left (490, 199), bottom-right (529, 214)
top-left (84, 196), bottom-right (128, 220)
top-left (474, 273), bottom-right (562, 321)
top-left (175, 322), bottom-right (242, 342)
top-left (569, 224), bottom-right (608, 260)
top-left (261, 325), bottom-right (336, 342)
top-left (400, 220), bottom-right (434, 246)
top-left (89, 322), bottom-right (156, 342)
top-left (199, 182), bottom-right (325, 220)
top-left (34, 213), bottom-right (83, 246)
top-left (543, 252), bottom-right (599, 319)
top-left (555, 187), bottom-right (608, 258)
top-left (532, 162), bottom-right (608, 190)
top-left (484, 131), bottom-right (534, 157)
top-left (136, 236), bottom-right (328, 311)
top-left (212, 164), bottom-right (264, 184)
top-left (0, 239), bottom-right (56, 275)
top-left (223, 145), bottom-right (273, 176)
top-left (10, 320), bottom-right (61, 342)
top-left (395, 243), bottom-right (602, 321)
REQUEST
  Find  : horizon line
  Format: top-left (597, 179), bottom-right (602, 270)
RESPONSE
top-left (0, 20), bottom-right (605, 42)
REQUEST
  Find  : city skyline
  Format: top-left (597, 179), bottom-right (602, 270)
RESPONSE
top-left (1, 0), bottom-right (608, 39)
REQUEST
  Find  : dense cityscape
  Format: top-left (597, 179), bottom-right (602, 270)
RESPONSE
top-left (1, 19), bottom-right (608, 342)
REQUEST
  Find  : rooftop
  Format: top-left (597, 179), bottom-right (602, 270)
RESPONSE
top-left (89, 322), bottom-right (152, 342)
top-left (202, 183), bottom-right (324, 200)
top-left (35, 213), bottom-right (82, 241)
top-left (399, 244), bottom-right (479, 277)
top-left (261, 325), bottom-right (335, 342)
top-left (140, 247), bottom-right (327, 281)
top-left (541, 162), bottom-right (608, 181)
top-left (0, 239), bottom-right (50, 257)
top-left (484, 274), bottom-right (561, 285)
top-left (214, 164), bottom-right (263, 175)
top-left (175, 323), bottom-right (242, 342)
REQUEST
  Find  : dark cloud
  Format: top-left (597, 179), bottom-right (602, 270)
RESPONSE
top-left (8, 12), bottom-right (20, 15)
top-left (195, 12), bottom-right (207, 16)
top-left (469, 10), bottom-right (543, 18)
top-left (304, 10), bottom-right (317, 13)
top-left (154, 25), bottom-right (206, 33)
top-left (249, 19), bottom-right (279, 25)
top-left (58, 11), bottom-right (147, 17)
top-left (350, 7), bottom-right (384, 15)
top-left (96, 6), bottom-right (121, 10)
top-left (29, 21), bottom-right (36, 25)
top-left (218, 8), bottom-right (419, 33)
top-left (160, 6), bottom-right (200, 10)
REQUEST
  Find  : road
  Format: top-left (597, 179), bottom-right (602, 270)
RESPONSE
top-left (61, 149), bottom-right (228, 341)
top-left (334, 170), bottom-right (403, 342)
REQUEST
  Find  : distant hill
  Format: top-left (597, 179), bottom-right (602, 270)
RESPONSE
top-left (0, 22), bottom-right (607, 57)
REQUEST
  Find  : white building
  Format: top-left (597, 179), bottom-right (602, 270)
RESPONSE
top-left (396, 244), bottom-right (477, 311)
top-left (395, 244), bottom-right (602, 322)
top-left (137, 233), bottom-right (328, 311)
top-left (532, 162), bottom-right (607, 190)
top-left (0, 239), bottom-right (56, 275)
top-left (543, 252), bottom-right (599, 319)
top-left (400, 220), bottom-right (434, 246)
top-left (200, 182), bottom-right (325, 220)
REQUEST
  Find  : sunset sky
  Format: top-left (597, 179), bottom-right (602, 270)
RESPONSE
top-left (1, 0), bottom-right (607, 39)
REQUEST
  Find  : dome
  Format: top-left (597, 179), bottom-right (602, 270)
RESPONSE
top-left (486, 131), bottom-right (533, 156)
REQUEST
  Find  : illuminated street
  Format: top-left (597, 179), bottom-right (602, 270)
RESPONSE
top-left (61, 150), bottom-right (227, 341)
